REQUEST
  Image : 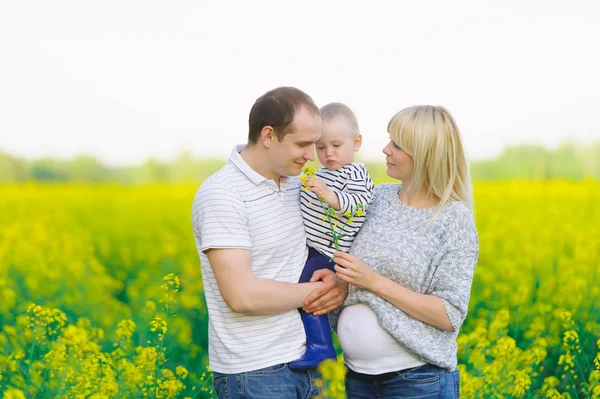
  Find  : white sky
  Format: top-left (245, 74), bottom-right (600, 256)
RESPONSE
top-left (1, 0), bottom-right (599, 166)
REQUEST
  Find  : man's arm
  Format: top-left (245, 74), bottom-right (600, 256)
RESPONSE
top-left (207, 248), bottom-right (323, 315)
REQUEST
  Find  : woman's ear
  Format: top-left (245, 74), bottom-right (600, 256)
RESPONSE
top-left (353, 133), bottom-right (363, 152)
top-left (260, 126), bottom-right (275, 149)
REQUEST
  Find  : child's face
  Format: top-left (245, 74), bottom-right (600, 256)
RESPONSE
top-left (316, 117), bottom-right (362, 170)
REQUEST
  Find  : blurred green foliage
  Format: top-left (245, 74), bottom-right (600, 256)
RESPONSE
top-left (1, 140), bottom-right (598, 183)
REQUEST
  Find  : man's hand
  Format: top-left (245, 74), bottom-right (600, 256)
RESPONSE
top-left (302, 269), bottom-right (348, 315)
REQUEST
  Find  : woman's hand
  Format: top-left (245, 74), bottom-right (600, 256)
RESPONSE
top-left (333, 251), bottom-right (378, 291)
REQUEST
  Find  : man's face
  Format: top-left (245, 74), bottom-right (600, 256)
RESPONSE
top-left (270, 106), bottom-right (322, 177)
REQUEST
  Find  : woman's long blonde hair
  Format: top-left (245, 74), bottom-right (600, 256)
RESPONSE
top-left (387, 105), bottom-right (473, 223)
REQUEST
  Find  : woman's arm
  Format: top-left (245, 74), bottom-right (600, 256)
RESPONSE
top-left (372, 273), bottom-right (454, 332)
top-left (333, 252), bottom-right (454, 332)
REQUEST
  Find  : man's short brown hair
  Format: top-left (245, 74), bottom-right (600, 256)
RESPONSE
top-left (248, 87), bottom-right (319, 144)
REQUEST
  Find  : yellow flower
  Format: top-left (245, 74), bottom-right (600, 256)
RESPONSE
top-left (322, 216), bottom-right (328, 221)
top-left (344, 210), bottom-right (351, 217)
top-left (509, 370), bottom-right (531, 397)
top-left (176, 365), bottom-right (189, 379)
top-left (3, 389), bottom-right (26, 399)
top-left (150, 315), bottom-right (168, 337)
top-left (163, 273), bottom-right (180, 290)
top-left (348, 218), bottom-right (353, 224)
top-left (302, 167), bottom-right (316, 177)
top-left (308, 201), bottom-right (312, 205)
top-left (116, 319), bottom-right (136, 341)
top-left (356, 209), bottom-right (363, 217)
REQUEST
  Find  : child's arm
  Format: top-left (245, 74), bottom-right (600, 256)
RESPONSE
top-left (306, 177), bottom-right (341, 210)
top-left (307, 165), bottom-right (375, 213)
top-left (332, 164), bottom-right (375, 214)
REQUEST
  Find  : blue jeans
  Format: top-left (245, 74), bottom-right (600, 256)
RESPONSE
top-left (212, 363), bottom-right (322, 399)
top-left (345, 363), bottom-right (460, 398)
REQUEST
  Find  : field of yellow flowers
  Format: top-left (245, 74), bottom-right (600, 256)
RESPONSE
top-left (0, 180), bottom-right (599, 398)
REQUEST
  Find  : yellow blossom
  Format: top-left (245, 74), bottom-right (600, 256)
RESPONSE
top-left (3, 389), bottom-right (26, 399)
top-left (0, 178), bottom-right (598, 399)
top-left (116, 319), bottom-right (136, 341)
top-left (302, 167), bottom-right (316, 177)
top-left (176, 365), bottom-right (189, 379)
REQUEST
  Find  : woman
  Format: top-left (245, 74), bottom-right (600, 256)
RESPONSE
top-left (330, 105), bottom-right (479, 398)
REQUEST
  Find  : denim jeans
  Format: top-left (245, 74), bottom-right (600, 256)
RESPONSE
top-left (345, 363), bottom-right (460, 398)
top-left (212, 363), bottom-right (322, 399)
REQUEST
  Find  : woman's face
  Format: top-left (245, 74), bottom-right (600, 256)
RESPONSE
top-left (382, 139), bottom-right (414, 181)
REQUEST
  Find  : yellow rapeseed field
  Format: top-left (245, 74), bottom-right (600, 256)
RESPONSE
top-left (0, 180), bottom-right (599, 398)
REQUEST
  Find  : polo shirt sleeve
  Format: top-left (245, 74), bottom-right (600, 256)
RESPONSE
top-left (192, 183), bottom-right (252, 252)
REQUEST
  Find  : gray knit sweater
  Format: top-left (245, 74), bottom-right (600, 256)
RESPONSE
top-left (330, 184), bottom-right (479, 371)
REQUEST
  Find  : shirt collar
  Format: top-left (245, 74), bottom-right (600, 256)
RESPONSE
top-left (228, 144), bottom-right (293, 191)
top-left (229, 145), bottom-right (292, 192)
top-left (228, 144), bottom-right (268, 186)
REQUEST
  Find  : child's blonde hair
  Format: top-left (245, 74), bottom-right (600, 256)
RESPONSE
top-left (320, 102), bottom-right (360, 135)
top-left (387, 105), bottom-right (473, 223)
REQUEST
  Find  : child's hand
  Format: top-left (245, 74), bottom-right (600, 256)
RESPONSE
top-left (306, 177), bottom-right (329, 198)
top-left (307, 177), bottom-right (341, 210)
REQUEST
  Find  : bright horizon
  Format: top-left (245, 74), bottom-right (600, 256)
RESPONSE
top-left (1, 1), bottom-right (599, 167)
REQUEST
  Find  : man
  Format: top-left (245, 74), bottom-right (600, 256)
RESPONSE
top-left (192, 87), bottom-right (348, 398)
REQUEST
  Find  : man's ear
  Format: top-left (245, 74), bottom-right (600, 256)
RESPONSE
top-left (260, 126), bottom-right (275, 149)
top-left (353, 133), bottom-right (363, 152)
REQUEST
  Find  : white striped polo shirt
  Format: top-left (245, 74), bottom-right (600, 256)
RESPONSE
top-left (192, 145), bottom-right (308, 374)
top-left (300, 163), bottom-right (375, 258)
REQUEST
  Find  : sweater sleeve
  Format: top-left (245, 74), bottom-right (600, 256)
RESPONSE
top-left (429, 243), bottom-right (478, 332)
top-left (334, 164), bottom-right (375, 214)
top-left (427, 208), bottom-right (479, 332)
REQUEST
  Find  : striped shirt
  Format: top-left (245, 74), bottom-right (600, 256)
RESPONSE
top-left (300, 163), bottom-right (375, 258)
top-left (192, 145), bottom-right (307, 374)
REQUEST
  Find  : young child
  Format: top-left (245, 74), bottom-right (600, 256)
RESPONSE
top-left (289, 102), bottom-right (375, 369)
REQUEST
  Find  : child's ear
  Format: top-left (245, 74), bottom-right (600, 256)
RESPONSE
top-left (260, 126), bottom-right (275, 149)
top-left (353, 133), bottom-right (363, 152)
